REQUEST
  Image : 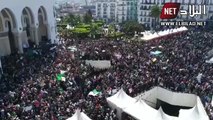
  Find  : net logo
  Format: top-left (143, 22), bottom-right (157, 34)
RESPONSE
top-left (160, 3), bottom-right (206, 19)
top-left (160, 3), bottom-right (180, 19)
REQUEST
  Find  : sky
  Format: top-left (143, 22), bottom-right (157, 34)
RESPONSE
top-left (56, 0), bottom-right (86, 5)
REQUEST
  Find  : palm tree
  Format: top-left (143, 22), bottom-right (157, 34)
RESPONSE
top-left (150, 5), bottom-right (161, 29)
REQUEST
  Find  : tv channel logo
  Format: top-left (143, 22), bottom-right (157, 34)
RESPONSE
top-left (160, 3), bottom-right (206, 19)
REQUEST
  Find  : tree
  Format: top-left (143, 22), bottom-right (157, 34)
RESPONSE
top-left (150, 5), bottom-right (161, 29)
top-left (108, 23), bottom-right (116, 34)
top-left (60, 14), bottom-right (82, 26)
top-left (71, 27), bottom-right (90, 38)
top-left (84, 10), bottom-right (93, 24)
top-left (121, 21), bottom-right (144, 36)
top-left (90, 23), bottom-right (99, 38)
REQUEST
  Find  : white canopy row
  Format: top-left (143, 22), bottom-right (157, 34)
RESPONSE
top-left (106, 87), bottom-right (209, 120)
top-left (66, 109), bottom-right (92, 120)
top-left (141, 27), bottom-right (188, 41)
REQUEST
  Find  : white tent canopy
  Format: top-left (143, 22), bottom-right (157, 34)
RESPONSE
top-left (67, 109), bottom-right (92, 120)
top-left (212, 96), bottom-right (213, 106)
top-left (85, 60), bottom-right (111, 69)
top-left (107, 88), bottom-right (136, 120)
top-left (133, 87), bottom-right (209, 120)
top-left (206, 57), bottom-right (213, 64)
top-left (141, 26), bottom-right (188, 41)
top-left (158, 107), bottom-right (178, 120)
top-left (123, 99), bottom-right (161, 120)
top-left (108, 87), bottom-right (209, 120)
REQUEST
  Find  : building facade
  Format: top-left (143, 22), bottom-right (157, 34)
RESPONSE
top-left (0, 0), bottom-right (57, 56)
top-left (96, 0), bottom-right (138, 23)
top-left (117, 0), bottom-right (138, 23)
top-left (96, 0), bottom-right (118, 23)
top-left (138, 0), bottom-right (213, 28)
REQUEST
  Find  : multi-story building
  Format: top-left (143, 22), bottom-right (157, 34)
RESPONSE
top-left (138, 0), bottom-right (213, 28)
top-left (96, 0), bottom-right (118, 23)
top-left (96, 0), bottom-right (138, 23)
top-left (95, 0), bottom-right (213, 25)
top-left (138, 0), bottom-right (162, 28)
top-left (117, 0), bottom-right (127, 22)
top-left (117, 0), bottom-right (138, 23)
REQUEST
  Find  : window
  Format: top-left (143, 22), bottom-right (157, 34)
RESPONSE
top-left (147, 18), bottom-right (150, 22)
top-left (103, 3), bottom-right (107, 7)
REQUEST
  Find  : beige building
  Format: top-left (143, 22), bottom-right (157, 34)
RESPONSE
top-left (0, 0), bottom-right (57, 56)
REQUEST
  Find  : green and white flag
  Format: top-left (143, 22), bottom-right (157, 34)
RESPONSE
top-left (88, 89), bottom-right (101, 96)
top-left (56, 74), bottom-right (66, 81)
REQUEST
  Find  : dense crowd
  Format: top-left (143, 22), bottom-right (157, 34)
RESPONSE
top-left (0, 29), bottom-right (213, 120)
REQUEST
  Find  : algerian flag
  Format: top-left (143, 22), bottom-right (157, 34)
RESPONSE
top-left (150, 51), bottom-right (162, 55)
top-left (67, 46), bottom-right (77, 52)
top-left (88, 89), bottom-right (101, 96)
top-left (56, 74), bottom-right (65, 81)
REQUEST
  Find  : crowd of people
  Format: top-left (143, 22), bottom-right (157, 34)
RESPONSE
top-left (0, 29), bottom-right (213, 120)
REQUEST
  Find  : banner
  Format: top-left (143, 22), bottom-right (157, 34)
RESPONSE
top-left (23, 105), bottom-right (32, 112)
top-left (150, 51), bottom-right (162, 55)
top-left (85, 60), bottom-right (111, 69)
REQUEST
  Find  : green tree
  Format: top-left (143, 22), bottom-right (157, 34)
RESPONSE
top-left (90, 23), bottom-right (102, 38)
top-left (121, 21), bottom-right (144, 36)
top-left (84, 10), bottom-right (93, 24)
top-left (71, 27), bottom-right (90, 38)
top-left (150, 5), bottom-right (161, 29)
top-left (108, 23), bottom-right (116, 34)
top-left (60, 13), bottom-right (82, 26)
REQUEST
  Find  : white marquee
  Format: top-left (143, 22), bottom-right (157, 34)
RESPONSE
top-left (107, 87), bottom-right (209, 120)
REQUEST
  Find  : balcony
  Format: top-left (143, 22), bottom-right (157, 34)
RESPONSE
top-left (140, 2), bottom-right (155, 5)
top-left (117, 4), bottom-right (127, 6)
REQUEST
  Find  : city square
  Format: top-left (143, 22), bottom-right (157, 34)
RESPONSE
top-left (0, 0), bottom-right (213, 120)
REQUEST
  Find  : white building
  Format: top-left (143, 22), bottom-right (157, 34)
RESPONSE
top-left (96, 0), bottom-right (118, 23)
top-left (138, 0), bottom-right (213, 28)
top-left (0, 0), bottom-right (57, 56)
top-left (96, 0), bottom-right (138, 23)
top-left (117, 0), bottom-right (138, 23)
